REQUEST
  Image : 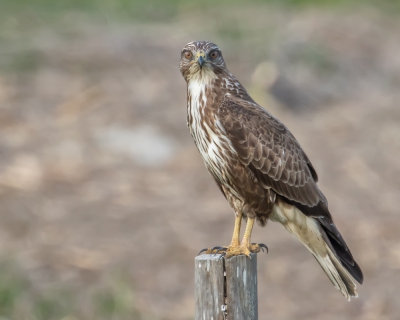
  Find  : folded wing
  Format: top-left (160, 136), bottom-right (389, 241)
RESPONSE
top-left (218, 97), bottom-right (363, 286)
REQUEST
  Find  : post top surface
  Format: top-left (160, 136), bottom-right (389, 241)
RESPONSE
top-left (195, 254), bottom-right (225, 261)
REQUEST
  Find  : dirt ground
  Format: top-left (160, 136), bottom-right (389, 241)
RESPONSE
top-left (0, 4), bottom-right (400, 320)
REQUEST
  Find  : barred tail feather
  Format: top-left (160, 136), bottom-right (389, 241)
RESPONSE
top-left (313, 246), bottom-right (358, 300)
top-left (271, 201), bottom-right (360, 300)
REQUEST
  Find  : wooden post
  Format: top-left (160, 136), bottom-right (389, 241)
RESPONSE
top-left (195, 254), bottom-right (225, 320)
top-left (195, 253), bottom-right (258, 320)
top-left (225, 254), bottom-right (258, 320)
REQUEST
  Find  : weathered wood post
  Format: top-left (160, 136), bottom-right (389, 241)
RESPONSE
top-left (195, 253), bottom-right (258, 320)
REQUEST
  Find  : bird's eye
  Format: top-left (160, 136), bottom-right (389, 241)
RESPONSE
top-left (210, 50), bottom-right (219, 59)
top-left (184, 51), bottom-right (192, 59)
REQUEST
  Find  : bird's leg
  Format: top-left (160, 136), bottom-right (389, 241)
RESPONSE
top-left (229, 211), bottom-right (242, 247)
top-left (224, 217), bottom-right (265, 258)
top-left (198, 212), bottom-right (242, 255)
top-left (241, 217), bottom-right (268, 255)
top-left (224, 217), bottom-right (256, 258)
top-left (213, 212), bottom-right (243, 254)
top-left (198, 213), bottom-right (267, 258)
top-left (241, 217), bottom-right (255, 249)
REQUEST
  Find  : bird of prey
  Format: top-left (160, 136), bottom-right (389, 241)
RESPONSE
top-left (179, 40), bottom-right (363, 300)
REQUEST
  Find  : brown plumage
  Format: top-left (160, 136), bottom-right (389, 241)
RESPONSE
top-left (179, 41), bottom-right (363, 300)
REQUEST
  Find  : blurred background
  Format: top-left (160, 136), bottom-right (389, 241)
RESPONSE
top-left (0, 0), bottom-right (400, 319)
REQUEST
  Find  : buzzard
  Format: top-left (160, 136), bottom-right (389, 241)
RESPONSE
top-left (179, 41), bottom-right (363, 300)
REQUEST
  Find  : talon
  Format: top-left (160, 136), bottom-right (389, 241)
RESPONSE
top-left (198, 242), bottom-right (266, 259)
top-left (198, 248), bottom-right (208, 255)
top-left (215, 247), bottom-right (228, 254)
top-left (211, 246), bottom-right (222, 255)
top-left (259, 243), bottom-right (268, 253)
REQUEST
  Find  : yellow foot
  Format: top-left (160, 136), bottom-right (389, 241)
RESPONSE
top-left (198, 243), bottom-right (267, 259)
top-left (224, 243), bottom-right (268, 259)
top-left (198, 246), bottom-right (229, 255)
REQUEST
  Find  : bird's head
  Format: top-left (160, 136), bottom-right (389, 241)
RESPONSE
top-left (179, 41), bottom-right (226, 83)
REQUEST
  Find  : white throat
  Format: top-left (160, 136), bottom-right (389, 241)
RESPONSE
top-left (188, 79), bottom-right (207, 109)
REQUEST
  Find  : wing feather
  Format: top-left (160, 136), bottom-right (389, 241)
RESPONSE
top-left (218, 97), bottom-right (326, 214)
top-left (218, 97), bottom-right (362, 274)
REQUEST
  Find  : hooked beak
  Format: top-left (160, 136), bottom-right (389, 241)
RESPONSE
top-left (198, 56), bottom-right (205, 67)
top-left (196, 52), bottom-right (206, 67)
